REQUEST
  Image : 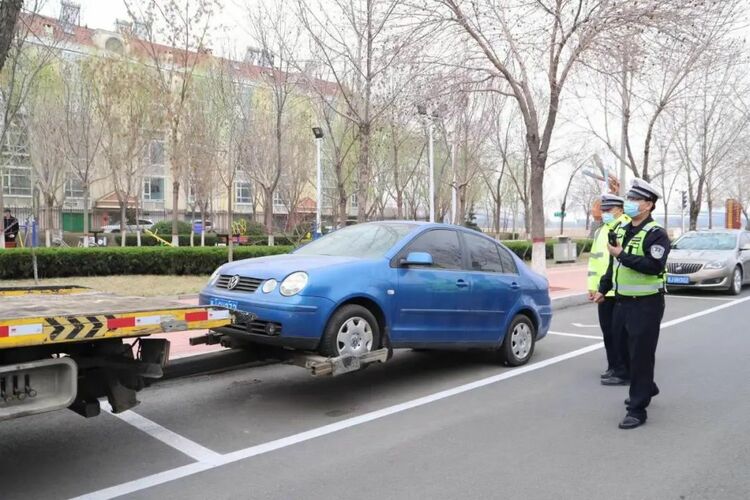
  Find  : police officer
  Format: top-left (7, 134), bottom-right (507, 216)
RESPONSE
top-left (587, 194), bottom-right (630, 379)
top-left (594, 179), bottom-right (670, 429)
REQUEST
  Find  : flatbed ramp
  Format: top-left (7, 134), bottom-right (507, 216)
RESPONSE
top-left (0, 286), bottom-right (233, 421)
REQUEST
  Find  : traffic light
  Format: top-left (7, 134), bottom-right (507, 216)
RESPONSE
top-left (681, 191), bottom-right (687, 210)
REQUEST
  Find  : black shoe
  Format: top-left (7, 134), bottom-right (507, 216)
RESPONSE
top-left (601, 376), bottom-right (629, 386)
top-left (600, 369), bottom-right (614, 379)
top-left (618, 415), bottom-right (646, 429)
top-left (624, 387), bottom-right (660, 405)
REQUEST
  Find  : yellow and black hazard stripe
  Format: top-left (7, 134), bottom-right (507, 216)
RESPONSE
top-left (1, 307), bottom-right (232, 350)
top-left (46, 315), bottom-right (112, 341)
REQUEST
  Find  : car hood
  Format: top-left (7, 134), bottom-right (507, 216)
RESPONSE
top-left (217, 253), bottom-right (367, 279)
top-left (668, 249), bottom-right (734, 262)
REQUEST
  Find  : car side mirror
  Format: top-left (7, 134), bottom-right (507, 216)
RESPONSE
top-left (401, 251), bottom-right (433, 267)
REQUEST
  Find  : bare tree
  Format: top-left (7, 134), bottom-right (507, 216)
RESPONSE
top-left (432, 0), bottom-right (700, 273)
top-left (297, 0), bottom-right (423, 223)
top-left (92, 57), bottom-right (159, 244)
top-left (579, 1), bottom-right (740, 182)
top-left (62, 57), bottom-right (103, 246)
top-left (27, 66), bottom-right (67, 244)
top-left (125, 0), bottom-right (219, 245)
top-left (0, 1), bottom-right (58, 247)
top-left (672, 45), bottom-right (749, 231)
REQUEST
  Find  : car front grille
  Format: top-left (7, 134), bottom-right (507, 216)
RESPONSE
top-left (215, 275), bottom-right (263, 292)
top-left (668, 262), bottom-right (703, 275)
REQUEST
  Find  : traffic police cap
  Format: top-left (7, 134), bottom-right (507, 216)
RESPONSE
top-left (627, 178), bottom-right (661, 202)
top-left (600, 194), bottom-right (625, 210)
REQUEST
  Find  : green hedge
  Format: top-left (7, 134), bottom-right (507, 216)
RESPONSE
top-left (0, 246), bottom-right (293, 280)
top-left (500, 239), bottom-right (593, 261)
top-left (113, 234), bottom-right (296, 247)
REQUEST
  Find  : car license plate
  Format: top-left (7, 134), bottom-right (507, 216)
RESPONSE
top-left (667, 275), bottom-right (690, 285)
top-left (209, 297), bottom-right (239, 311)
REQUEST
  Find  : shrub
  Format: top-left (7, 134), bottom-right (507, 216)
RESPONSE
top-left (0, 246), bottom-right (293, 280)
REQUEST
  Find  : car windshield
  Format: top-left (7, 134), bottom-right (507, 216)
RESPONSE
top-left (672, 233), bottom-right (737, 251)
top-left (295, 223), bottom-right (416, 258)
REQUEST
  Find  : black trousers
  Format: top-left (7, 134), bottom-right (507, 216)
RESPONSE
top-left (597, 297), bottom-right (617, 371)
top-left (613, 294), bottom-right (665, 420)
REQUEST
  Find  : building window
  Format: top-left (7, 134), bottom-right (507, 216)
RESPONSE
top-left (149, 139), bottom-right (165, 167)
top-left (65, 178), bottom-right (84, 198)
top-left (273, 191), bottom-right (285, 210)
top-left (143, 177), bottom-right (164, 201)
top-left (235, 181), bottom-right (252, 204)
top-left (2, 166), bottom-right (32, 197)
top-left (187, 185), bottom-right (196, 205)
top-left (350, 192), bottom-right (358, 210)
top-left (2, 118), bottom-right (31, 197)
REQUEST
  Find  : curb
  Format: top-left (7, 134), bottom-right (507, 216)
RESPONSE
top-left (551, 293), bottom-right (590, 311)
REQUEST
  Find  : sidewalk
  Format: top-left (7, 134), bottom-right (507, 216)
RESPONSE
top-left (159, 260), bottom-right (591, 360)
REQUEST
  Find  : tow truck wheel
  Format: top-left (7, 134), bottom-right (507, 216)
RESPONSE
top-left (320, 305), bottom-right (381, 358)
top-left (498, 315), bottom-right (536, 366)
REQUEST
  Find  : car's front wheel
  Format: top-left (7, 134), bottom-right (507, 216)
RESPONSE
top-left (319, 305), bottom-right (381, 358)
top-left (728, 266), bottom-right (743, 296)
top-left (498, 314), bottom-right (536, 366)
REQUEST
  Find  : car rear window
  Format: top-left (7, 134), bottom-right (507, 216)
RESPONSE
top-left (672, 233), bottom-right (737, 250)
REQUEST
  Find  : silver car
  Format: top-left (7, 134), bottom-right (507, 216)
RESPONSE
top-left (667, 229), bottom-right (750, 295)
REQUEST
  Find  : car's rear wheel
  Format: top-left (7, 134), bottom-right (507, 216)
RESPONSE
top-left (728, 266), bottom-right (743, 295)
top-left (319, 305), bottom-right (381, 358)
top-left (498, 314), bottom-right (536, 366)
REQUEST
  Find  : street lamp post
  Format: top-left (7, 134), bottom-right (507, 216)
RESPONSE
top-left (312, 127), bottom-right (324, 238)
top-left (417, 104), bottom-right (436, 223)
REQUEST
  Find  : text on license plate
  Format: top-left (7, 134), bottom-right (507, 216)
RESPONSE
top-left (667, 275), bottom-right (690, 285)
top-left (209, 298), bottom-right (239, 310)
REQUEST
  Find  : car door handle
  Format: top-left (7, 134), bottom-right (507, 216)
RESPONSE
top-left (510, 282), bottom-right (520, 289)
top-left (456, 279), bottom-right (469, 288)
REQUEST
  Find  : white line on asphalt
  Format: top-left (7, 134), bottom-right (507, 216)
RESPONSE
top-left (74, 294), bottom-right (750, 500)
top-left (666, 295), bottom-right (735, 301)
top-left (103, 406), bottom-right (223, 465)
top-left (548, 331), bottom-right (603, 340)
top-left (571, 323), bottom-right (600, 328)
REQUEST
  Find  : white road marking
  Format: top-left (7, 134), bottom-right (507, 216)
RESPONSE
top-left (667, 295), bottom-right (735, 302)
top-left (549, 331), bottom-right (603, 340)
top-left (75, 294), bottom-right (750, 500)
top-left (103, 406), bottom-right (223, 465)
top-left (571, 323), bottom-right (600, 328)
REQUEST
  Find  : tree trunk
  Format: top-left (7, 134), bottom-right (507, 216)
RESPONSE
top-left (264, 186), bottom-right (274, 235)
top-left (171, 179), bottom-right (180, 246)
top-left (528, 149), bottom-right (546, 275)
top-left (83, 184), bottom-right (90, 248)
top-left (0, 0), bottom-right (22, 74)
top-left (396, 189), bottom-right (403, 219)
top-left (120, 202), bottom-right (128, 247)
top-left (227, 183), bottom-right (234, 262)
top-left (357, 122), bottom-right (371, 223)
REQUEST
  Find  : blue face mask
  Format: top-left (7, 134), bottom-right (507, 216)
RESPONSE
top-left (602, 213), bottom-right (615, 224)
top-left (624, 201), bottom-right (641, 217)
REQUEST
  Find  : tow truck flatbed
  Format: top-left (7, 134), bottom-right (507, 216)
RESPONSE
top-left (0, 286), bottom-right (233, 421)
top-left (0, 286), bottom-right (231, 350)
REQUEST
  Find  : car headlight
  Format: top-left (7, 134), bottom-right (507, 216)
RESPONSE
top-left (704, 261), bottom-right (726, 270)
top-left (280, 272), bottom-right (308, 296)
top-left (208, 267), bottom-right (222, 285)
top-left (262, 279), bottom-right (278, 294)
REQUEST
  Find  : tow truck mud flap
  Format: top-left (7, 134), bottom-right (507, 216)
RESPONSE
top-left (0, 357), bottom-right (77, 421)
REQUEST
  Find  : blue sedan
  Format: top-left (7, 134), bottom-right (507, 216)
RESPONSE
top-left (199, 222), bottom-right (551, 366)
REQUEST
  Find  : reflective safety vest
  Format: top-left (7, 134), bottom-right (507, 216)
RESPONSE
top-left (614, 220), bottom-right (666, 297)
top-left (588, 215), bottom-right (629, 296)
